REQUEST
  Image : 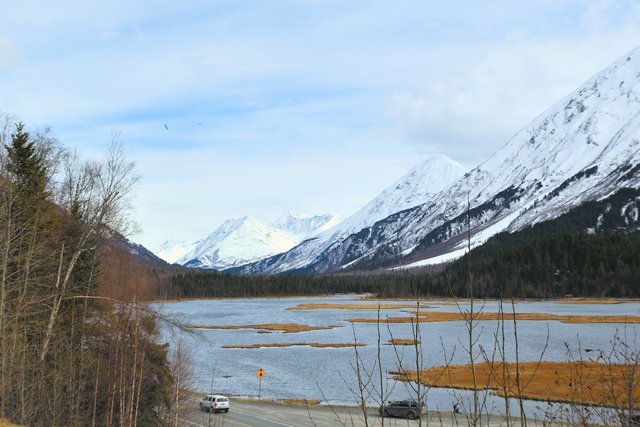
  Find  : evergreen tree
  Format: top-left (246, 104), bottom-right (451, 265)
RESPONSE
top-left (5, 122), bottom-right (48, 205)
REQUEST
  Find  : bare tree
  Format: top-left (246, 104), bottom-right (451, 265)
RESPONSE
top-left (167, 339), bottom-right (195, 427)
top-left (41, 139), bottom-right (139, 362)
top-left (346, 323), bottom-right (374, 426)
top-left (376, 304), bottom-right (385, 427)
top-left (0, 121), bottom-right (178, 426)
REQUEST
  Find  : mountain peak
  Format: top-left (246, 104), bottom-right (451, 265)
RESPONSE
top-left (337, 153), bottom-right (467, 233)
top-left (274, 211), bottom-right (312, 223)
top-left (178, 216), bottom-right (298, 269)
top-left (229, 153), bottom-right (468, 274)
top-left (400, 154), bottom-right (468, 194)
top-left (175, 211), bottom-right (343, 269)
top-left (271, 212), bottom-right (343, 241)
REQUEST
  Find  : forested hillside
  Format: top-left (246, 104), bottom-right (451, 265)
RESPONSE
top-left (166, 188), bottom-right (640, 300)
top-left (0, 122), bottom-right (175, 426)
top-left (434, 188), bottom-right (640, 298)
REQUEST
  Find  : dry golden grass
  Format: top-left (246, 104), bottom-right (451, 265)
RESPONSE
top-left (391, 361), bottom-right (640, 408)
top-left (280, 399), bottom-right (321, 406)
top-left (348, 311), bottom-right (640, 324)
top-left (555, 298), bottom-right (640, 305)
top-left (288, 303), bottom-right (424, 310)
top-left (222, 342), bottom-right (365, 349)
top-left (190, 323), bottom-right (342, 333)
top-left (0, 420), bottom-right (24, 427)
top-left (387, 339), bottom-right (420, 346)
top-left (359, 295), bottom-right (455, 303)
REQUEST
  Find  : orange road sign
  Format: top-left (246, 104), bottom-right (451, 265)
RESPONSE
top-left (257, 368), bottom-right (265, 379)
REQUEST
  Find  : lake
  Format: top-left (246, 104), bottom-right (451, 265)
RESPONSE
top-left (154, 295), bottom-right (640, 419)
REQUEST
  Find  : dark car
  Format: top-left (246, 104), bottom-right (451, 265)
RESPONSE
top-left (378, 399), bottom-right (423, 419)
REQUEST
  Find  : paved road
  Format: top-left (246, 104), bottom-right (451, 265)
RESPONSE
top-left (178, 399), bottom-right (550, 426)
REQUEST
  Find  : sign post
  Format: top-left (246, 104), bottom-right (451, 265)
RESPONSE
top-left (257, 368), bottom-right (265, 399)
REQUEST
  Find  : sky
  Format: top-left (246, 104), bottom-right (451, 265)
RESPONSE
top-left (1, 1), bottom-right (640, 251)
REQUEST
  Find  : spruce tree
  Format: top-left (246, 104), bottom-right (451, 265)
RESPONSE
top-left (5, 122), bottom-right (48, 215)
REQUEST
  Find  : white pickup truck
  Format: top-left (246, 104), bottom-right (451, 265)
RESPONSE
top-left (199, 394), bottom-right (230, 413)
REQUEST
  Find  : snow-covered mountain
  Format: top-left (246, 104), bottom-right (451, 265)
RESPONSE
top-left (178, 213), bottom-right (341, 269)
top-left (232, 154), bottom-right (467, 274)
top-left (155, 239), bottom-right (197, 264)
top-left (178, 217), bottom-right (297, 269)
top-left (271, 212), bottom-right (343, 241)
top-left (335, 154), bottom-right (467, 235)
top-left (236, 45), bottom-right (640, 274)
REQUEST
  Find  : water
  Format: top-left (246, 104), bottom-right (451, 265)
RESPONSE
top-left (154, 295), bottom-right (640, 419)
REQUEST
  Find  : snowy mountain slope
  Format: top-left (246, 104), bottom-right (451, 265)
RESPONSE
top-left (178, 217), bottom-right (298, 269)
top-left (155, 239), bottom-right (197, 264)
top-left (356, 47), bottom-right (640, 270)
top-left (233, 154), bottom-right (467, 274)
top-left (271, 212), bottom-right (343, 241)
top-left (178, 213), bottom-right (341, 269)
top-left (335, 154), bottom-right (467, 237)
top-left (237, 45), bottom-right (640, 274)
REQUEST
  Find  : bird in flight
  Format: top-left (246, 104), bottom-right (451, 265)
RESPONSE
top-left (164, 123), bottom-right (169, 130)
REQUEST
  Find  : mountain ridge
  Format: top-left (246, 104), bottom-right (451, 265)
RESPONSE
top-left (176, 213), bottom-right (342, 269)
top-left (233, 45), bottom-right (640, 275)
top-left (230, 154), bottom-right (467, 274)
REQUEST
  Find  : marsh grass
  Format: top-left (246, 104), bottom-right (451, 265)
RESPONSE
top-left (279, 399), bottom-right (321, 406)
top-left (555, 298), bottom-right (640, 305)
top-left (348, 312), bottom-right (640, 324)
top-left (390, 360), bottom-right (640, 408)
top-left (222, 342), bottom-right (365, 349)
top-left (190, 323), bottom-right (342, 333)
top-left (387, 339), bottom-right (420, 346)
top-left (288, 303), bottom-right (424, 310)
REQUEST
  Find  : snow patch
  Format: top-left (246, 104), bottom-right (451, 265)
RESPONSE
top-left (391, 211), bottom-right (520, 271)
top-left (390, 247), bottom-right (468, 270)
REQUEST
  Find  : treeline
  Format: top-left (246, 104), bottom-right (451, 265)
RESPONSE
top-left (164, 270), bottom-right (381, 298)
top-left (0, 120), bottom-right (175, 426)
top-left (163, 267), bottom-right (464, 300)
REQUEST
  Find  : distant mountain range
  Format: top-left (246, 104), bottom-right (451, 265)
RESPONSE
top-left (226, 154), bottom-right (467, 274)
top-left (161, 212), bottom-right (343, 269)
top-left (153, 45), bottom-right (640, 276)
top-left (158, 154), bottom-right (465, 270)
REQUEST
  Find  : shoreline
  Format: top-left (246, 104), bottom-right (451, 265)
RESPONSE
top-left (151, 293), bottom-right (640, 304)
top-left (150, 293), bottom-right (358, 303)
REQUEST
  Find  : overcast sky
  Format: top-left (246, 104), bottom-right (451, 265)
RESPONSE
top-left (1, 1), bottom-right (639, 250)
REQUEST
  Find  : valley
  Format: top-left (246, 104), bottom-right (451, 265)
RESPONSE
top-left (3, 4), bottom-right (640, 426)
top-left (156, 294), bottom-right (640, 423)
top-left (155, 47), bottom-right (640, 284)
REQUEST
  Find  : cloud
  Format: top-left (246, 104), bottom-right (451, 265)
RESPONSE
top-left (0, 37), bottom-right (20, 69)
top-left (380, 26), bottom-right (640, 165)
top-left (2, 1), bottom-right (640, 248)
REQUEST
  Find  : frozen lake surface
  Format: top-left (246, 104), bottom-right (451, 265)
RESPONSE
top-left (154, 295), bottom-right (640, 418)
